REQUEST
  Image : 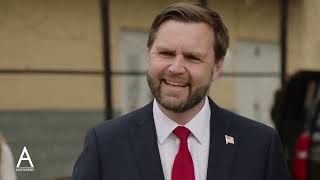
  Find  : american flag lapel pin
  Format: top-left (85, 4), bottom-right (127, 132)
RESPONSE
top-left (225, 135), bottom-right (235, 145)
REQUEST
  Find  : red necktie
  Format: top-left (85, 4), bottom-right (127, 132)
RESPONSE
top-left (172, 126), bottom-right (195, 180)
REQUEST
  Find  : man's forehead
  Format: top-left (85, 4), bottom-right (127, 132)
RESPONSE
top-left (154, 21), bottom-right (214, 43)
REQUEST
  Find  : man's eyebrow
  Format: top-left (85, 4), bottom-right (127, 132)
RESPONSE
top-left (155, 46), bottom-right (174, 52)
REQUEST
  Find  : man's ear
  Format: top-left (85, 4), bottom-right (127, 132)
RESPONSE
top-left (212, 58), bottom-right (224, 81)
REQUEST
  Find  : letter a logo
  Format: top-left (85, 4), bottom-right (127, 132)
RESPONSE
top-left (16, 146), bottom-right (34, 171)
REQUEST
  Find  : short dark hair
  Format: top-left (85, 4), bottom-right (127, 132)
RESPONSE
top-left (147, 2), bottom-right (229, 62)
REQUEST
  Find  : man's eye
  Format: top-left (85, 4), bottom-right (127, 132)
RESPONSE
top-left (159, 51), bottom-right (174, 57)
top-left (185, 55), bottom-right (201, 62)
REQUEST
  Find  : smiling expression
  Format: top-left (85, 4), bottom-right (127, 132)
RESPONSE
top-left (147, 20), bottom-right (223, 113)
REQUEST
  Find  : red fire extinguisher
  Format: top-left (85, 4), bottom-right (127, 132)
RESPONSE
top-left (293, 132), bottom-right (311, 180)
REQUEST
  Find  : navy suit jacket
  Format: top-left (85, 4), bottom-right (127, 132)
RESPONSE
top-left (73, 98), bottom-right (291, 180)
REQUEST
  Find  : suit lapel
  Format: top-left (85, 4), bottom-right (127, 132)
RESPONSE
top-left (129, 102), bottom-right (165, 180)
top-left (129, 99), bottom-right (238, 180)
top-left (206, 99), bottom-right (238, 180)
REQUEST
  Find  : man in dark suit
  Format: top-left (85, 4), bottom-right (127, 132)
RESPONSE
top-left (73, 2), bottom-right (291, 180)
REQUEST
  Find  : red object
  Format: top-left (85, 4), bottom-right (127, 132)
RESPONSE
top-left (293, 132), bottom-right (311, 180)
top-left (172, 126), bottom-right (195, 180)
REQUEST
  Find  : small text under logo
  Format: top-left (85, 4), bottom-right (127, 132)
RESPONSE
top-left (16, 146), bottom-right (34, 172)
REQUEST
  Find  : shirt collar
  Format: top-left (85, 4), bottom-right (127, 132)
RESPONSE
top-left (153, 96), bottom-right (211, 145)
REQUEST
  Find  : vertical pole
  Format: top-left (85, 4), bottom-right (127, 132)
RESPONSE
top-left (280, 0), bottom-right (288, 87)
top-left (100, 0), bottom-right (113, 120)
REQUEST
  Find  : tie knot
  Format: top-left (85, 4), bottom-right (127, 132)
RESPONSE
top-left (173, 126), bottom-right (191, 141)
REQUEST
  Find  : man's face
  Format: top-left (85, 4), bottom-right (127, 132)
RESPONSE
top-left (147, 20), bottom-right (223, 112)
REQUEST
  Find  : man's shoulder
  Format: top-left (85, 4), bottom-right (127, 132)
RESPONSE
top-left (219, 107), bottom-right (277, 138)
top-left (208, 97), bottom-right (275, 136)
top-left (92, 102), bottom-right (153, 138)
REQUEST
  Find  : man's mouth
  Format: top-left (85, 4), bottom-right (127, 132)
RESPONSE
top-left (163, 79), bottom-right (189, 87)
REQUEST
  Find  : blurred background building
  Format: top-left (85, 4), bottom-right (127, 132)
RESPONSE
top-left (0, 0), bottom-right (319, 179)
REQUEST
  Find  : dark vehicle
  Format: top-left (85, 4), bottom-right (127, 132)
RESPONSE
top-left (271, 71), bottom-right (320, 180)
top-left (309, 98), bottom-right (320, 180)
top-left (292, 87), bottom-right (320, 180)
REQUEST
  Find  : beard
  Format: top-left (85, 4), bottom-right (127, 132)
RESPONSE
top-left (147, 71), bottom-right (210, 113)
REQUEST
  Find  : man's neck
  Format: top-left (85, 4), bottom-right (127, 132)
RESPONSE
top-left (158, 98), bottom-right (206, 125)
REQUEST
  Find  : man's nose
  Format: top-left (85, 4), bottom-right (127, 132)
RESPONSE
top-left (168, 55), bottom-right (186, 74)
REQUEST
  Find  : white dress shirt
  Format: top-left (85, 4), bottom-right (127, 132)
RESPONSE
top-left (153, 96), bottom-right (211, 180)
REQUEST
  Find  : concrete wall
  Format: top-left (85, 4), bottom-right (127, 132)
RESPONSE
top-left (0, 0), bottom-right (104, 179)
top-left (207, 0), bottom-right (280, 109)
top-left (0, 0), bottom-right (104, 110)
top-left (288, 0), bottom-right (320, 74)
